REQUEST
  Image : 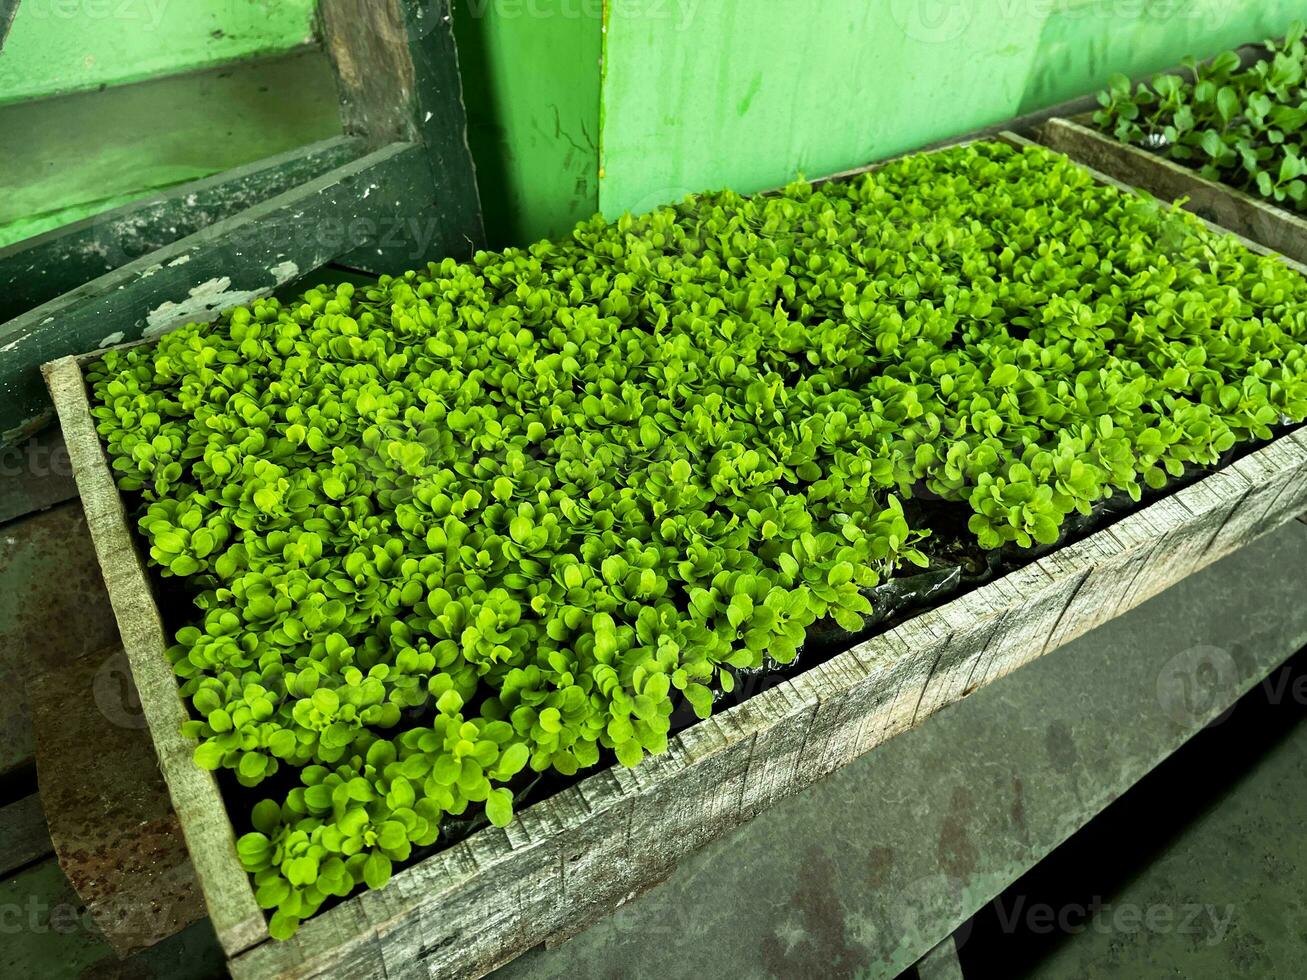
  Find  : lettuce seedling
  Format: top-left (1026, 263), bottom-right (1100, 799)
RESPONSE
top-left (88, 138), bottom-right (1307, 937)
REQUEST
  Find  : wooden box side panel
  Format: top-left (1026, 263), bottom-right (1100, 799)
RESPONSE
top-left (1034, 117), bottom-right (1307, 268)
top-left (42, 357), bottom-right (268, 956)
top-left (231, 427), bottom-right (1307, 980)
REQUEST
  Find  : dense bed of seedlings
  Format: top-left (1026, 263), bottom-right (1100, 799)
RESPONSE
top-left (88, 141), bottom-right (1307, 936)
top-left (1094, 23), bottom-right (1307, 212)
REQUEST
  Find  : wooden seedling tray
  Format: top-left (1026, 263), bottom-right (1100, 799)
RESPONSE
top-left (42, 134), bottom-right (1307, 980)
top-left (1036, 115), bottom-right (1307, 268)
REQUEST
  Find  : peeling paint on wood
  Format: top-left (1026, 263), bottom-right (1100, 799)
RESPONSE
top-left (319, 0), bottom-right (484, 261)
top-left (0, 141), bottom-right (433, 445)
top-left (0, 136), bottom-right (366, 324)
top-left (144, 277), bottom-right (267, 337)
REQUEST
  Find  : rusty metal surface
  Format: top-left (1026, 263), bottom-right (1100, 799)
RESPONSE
top-left (0, 499), bottom-right (119, 778)
top-left (0, 427), bottom-right (79, 527)
top-left (29, 643), bottom-right (203, 957)
top-left (0, 498), bottom-right (196, 955)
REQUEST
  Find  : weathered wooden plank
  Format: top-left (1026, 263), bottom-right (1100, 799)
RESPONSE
top-left (496, 525), bottom-right (1307, 980)
top-left (319, 0), bottom-right (485, 270)
top-left (0, 0), bottom-right (17, 51)
top-left (1035, 117), bottom-right (1307, 267)
top-left (730, 682), bottom-right (817, 818)
top-left (2, 142), bottom-right (431, 445)
top-left (41, 358), bottom-right (266, 956)
top-left (0, 794), bottom-right (51, 877)
top-left (0, 136), bottom-right (368, 324)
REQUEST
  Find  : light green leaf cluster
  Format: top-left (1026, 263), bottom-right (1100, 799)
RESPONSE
top-left (87, 140), bottom-right (1307, 936)
top-left (1094, 22), bottom-right (1307, 212)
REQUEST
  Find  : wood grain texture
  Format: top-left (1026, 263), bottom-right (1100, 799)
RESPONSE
top-left (1034, 116), bottom-right (1307, 267)
top-left (43, 137), bottom-right (1307, 980)
top-left (318, 0), bottom-right (485, 268)
top-left (42, 357), bottom-right (266, 957)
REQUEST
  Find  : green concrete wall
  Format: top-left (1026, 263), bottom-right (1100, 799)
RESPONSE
top-left (2, 0), bottom-right (1301, 248)
top-left (458, 0), bottom-right (1304, 243)
top-left (0, 0), bottom-right (317, 105)
top-left (597, 0), bottom-right (1305, 218)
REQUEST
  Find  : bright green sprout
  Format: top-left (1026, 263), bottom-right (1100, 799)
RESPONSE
top-left (1094, 22), bottom-right (1307, 213)
top-left (87, 141), bottom-right (1307, 937)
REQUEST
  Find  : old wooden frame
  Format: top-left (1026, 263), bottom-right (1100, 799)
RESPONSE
top-left (43, 133), bottom-right (1307, 978)
top-left (1035, 116), bottom-right (1307, 267)
top-left (0, 0), bottom-right (17, 51)
top-left (0, 0), bottom-right (483, 445)
top-left (0, 136), bottom-right (370, 325)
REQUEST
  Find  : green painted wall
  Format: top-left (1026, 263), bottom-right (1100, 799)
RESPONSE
top-left (597, 0), bottom-right (1304, 218)
top-left (453, 0), bottom-right (601, 247)
top-left (0, 0), bottom-right (317, 105)
top-left (2, 0), bottom-right (1300, 248)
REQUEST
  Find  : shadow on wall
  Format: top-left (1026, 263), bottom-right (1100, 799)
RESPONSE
top-left (452, 0), bottom-right (603, 249)
top-left (452, 2), bottom-right (514, 246)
